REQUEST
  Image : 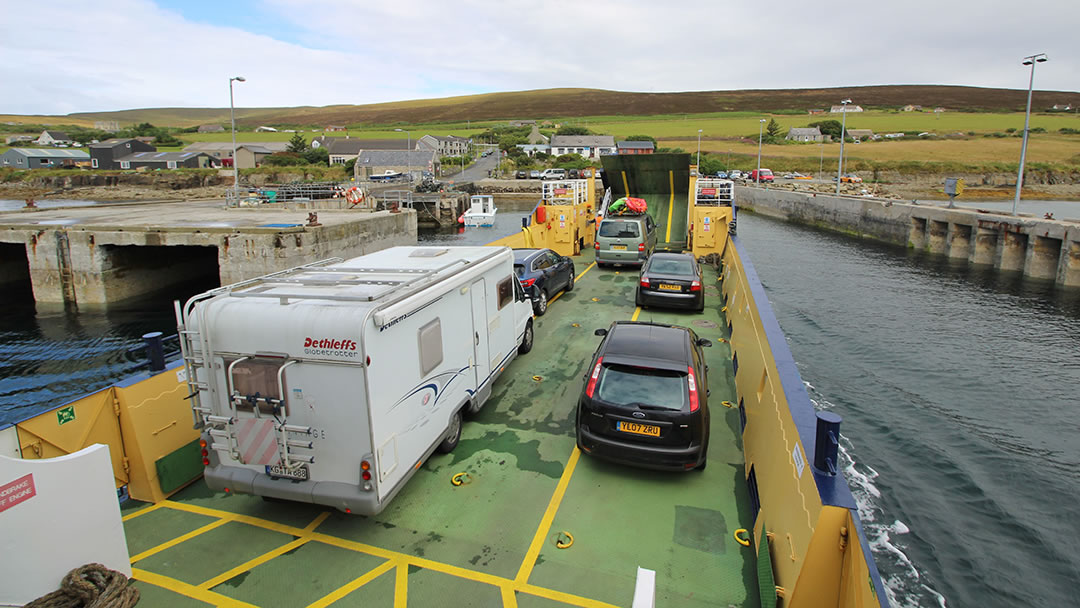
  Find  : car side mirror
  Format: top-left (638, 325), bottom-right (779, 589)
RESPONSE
top-left (697, 338), bottom-right (712, 347)
top-left (594, 329), bottom-right (607, 336)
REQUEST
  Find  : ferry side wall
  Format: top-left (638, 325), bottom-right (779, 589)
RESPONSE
top-left (735, 186), bottom-right (1080, 286)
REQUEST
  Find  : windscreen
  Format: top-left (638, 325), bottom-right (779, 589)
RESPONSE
top-left (648, 258), bottom-right (695, 275)
top-left (598, 221), bottom-right (639, 238)
top-left (595, 364), bottom-right (687, 410)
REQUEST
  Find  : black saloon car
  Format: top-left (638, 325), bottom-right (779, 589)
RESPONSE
top-left (576, 321), bottom-right (712, 471)
top-left (636, 252), bottom-right (704, 312)
top-left (512, 248), bottom-right (575, 315)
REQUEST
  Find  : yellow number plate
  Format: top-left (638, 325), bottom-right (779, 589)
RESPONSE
top-left (611, 245), bottom-right (627, 250)
top-left (657, 283), bottom-right (680, 291)
top-left (618, 421), bottom-right (661, 437)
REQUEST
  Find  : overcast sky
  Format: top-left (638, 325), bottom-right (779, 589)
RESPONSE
top-left (3, 0), bottom-right (1078, 116)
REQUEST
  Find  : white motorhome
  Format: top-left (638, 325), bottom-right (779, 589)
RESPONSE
top-left (177, 246), bottom-right (535, 514)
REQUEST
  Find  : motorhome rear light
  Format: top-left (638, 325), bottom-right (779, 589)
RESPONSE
top-left (638, 243), bottom-right (645, 252)
top-left (687, 366), bottom-right (699, 412)
top-left (690, 280), bottom-right (701, 292)
top-left (201, 448), bottom-right (208, 457)
top-left (199, 439), bottom-right (207, 448)
top-left (585, 357), bottom-right (603, 398)
top-left (202, 458), bottom-right (210, 466)
top-left (362, 470), bottom-right (371, 481)
top-left (521, 278), bottom-right (536, 288)
top-left (361, 460), bottom-right (370, 470)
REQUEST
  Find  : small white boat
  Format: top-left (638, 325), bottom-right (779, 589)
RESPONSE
top-left (462, 195), bottom-right (497, 227)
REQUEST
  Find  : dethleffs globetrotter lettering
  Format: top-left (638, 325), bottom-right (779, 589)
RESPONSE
top-left (302, 337), bottom-right (359, 357)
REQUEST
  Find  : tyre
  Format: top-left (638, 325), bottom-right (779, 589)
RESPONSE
top-left (437, 410), bottom-right (462, 453)
top-left (635, 291), bottom-right (644, 307)
top-left (518, 319), bottom-right (534, 355)
top-left (565, 268), bottom-right (575, 292)
top-left (534, 290), bottom-right (548, 316)
top-left (694, 449), bottom-right (708, 471)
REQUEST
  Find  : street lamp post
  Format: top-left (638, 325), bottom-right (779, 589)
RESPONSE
top-left (756, 119), bottom-right (766, 182)
top-left (696, 129), bottom-right (703, 169)
top-left (1013, 53), bottom-right (1048, 215)
top-left (819, 142), bottom-right (824, 179)
top-left (835, 98), bottom-right (851, 194)
top-left (394, 128), bottom-right (411, 183)
top-left (228, 76), bottom-right (246, 190)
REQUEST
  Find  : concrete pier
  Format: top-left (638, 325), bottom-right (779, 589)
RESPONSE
top-left (0, 201), bottom-right (417, 304)
top-left (736, 186), bottom-right (1080, 287)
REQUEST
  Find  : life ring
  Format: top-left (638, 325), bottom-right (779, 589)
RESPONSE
top-left (734, 529), bottom-right (750, 547)
top-left (345, 187), bottom-right (364, 204)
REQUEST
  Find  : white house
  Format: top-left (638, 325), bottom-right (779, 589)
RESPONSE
top-left (548, 135), bottom-right (616, 159)
top-left (417, 135), bottom-right (470, 156)
top-left (830, 105), bottom-right (864, 113)
top-left (35, 130), bottom-right (71, 146)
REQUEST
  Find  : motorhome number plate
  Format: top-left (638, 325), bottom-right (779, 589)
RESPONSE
top-left (266, 463), bottom-right (309, 481)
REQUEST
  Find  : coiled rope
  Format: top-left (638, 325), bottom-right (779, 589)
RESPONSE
top-left (23, 563), bottom-right (139, 608)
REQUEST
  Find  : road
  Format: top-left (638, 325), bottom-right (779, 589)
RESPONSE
top-left (447, 147), bottom-right (500, 182)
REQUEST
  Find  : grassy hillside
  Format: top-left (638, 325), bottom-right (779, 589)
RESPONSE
top-left (3, 85), bottom-right (1077, 129)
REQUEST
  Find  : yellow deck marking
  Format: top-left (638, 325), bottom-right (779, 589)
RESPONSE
top-left (549, 262), bottom-right (596, 307)
top-left (519, 583), bottom-right (620, 608)
top-left (130, 518), bottom-right (230, 563)
top-left (394, 560), bottom-right (408, 607)
top-left (304, 511), bottom-right (331, 532)
top-left (199, 537), bottom-right (310, 589)
top-left (665, 170), bottom-right (674, 243)
top-left (163, 500), bottom-right (306, 536)
top-left (514, 447), bottom-right (581, 585)
top-left (121, 502), bottom-right (163, 522)
top-left (305, 560), bottom-right (395, 608)
top-left (132, 567), bottom-right (259, 608)
top-left (631, 307), bottom-right (642, 321)
top-left (501, 585), bottom-right (519, 608)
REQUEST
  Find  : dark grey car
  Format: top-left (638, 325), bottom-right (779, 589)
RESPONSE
top-left (636, 253), bottom-right (704, 312)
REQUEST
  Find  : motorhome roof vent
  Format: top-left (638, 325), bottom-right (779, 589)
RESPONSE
top-left (409, 248), bottom-right (449, 258)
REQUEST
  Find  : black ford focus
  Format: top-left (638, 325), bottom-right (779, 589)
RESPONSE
top-left (575, 321), bottom-right (712, 471)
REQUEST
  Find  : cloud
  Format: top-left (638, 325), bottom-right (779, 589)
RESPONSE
top-left (1, 0), bottom-right (1076, 115)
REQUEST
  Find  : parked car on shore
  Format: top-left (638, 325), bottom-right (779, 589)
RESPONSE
top-left (529, 170), bottom-right (541, 179)
top-left (516, 170), bottom-right (527, 179)
top-left (839, 174), bottom-right (863, 183)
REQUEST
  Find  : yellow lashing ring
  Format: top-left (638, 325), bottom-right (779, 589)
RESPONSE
top-left (555, 531), bottom-right (574, 549)
top-left (721, 401), bottom-right (735, 409)
top-left (734, 529), bottom-right (750, 547)
top-left (451, 472), bottom-right (472, 486)
top-left (721, 306), bottom-right (728, 312)
top-left (532, 375), bottom-right (543, 382)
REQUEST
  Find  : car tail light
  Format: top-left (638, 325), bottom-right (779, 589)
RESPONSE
top-left (640, 277), bottom-right (649, 288)
top-left (585, 357), bottom-right (603, 398)
top-left (521, 278), bottom-right (536, 288)
top-left (687, 366), bottom-right (699, 412)
top-left (690, 280), bottom-right (701, 292)
top-left (638, 243), bottom-right (645, 252)
top-left (594, 242), bottom-right (599, 250)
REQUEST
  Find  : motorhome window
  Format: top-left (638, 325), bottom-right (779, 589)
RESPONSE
top-left (418, 318), bottom-right (443, 376)
top-left (229, 358), bottom-right (287, 414)
top-left (497, 277), bottom-right (513, 309)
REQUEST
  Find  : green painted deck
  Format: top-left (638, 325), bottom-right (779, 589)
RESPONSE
top-left (120, 251), bottom-right (758, 608)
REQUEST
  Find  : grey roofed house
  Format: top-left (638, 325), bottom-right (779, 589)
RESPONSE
top-left (616, 140), bottom-right (655, 153)
top-left (1, 147), bottom-right (89, 168)
top-left (417, 135), bottom-right (469, 156)
top-left (785, 127), bottom-right (823, 142)
top-left (353, 149), bottom-right (439, 179)
top-left (312, 137), bottom-right (411, 151)
top-left (846, 129), bottom-right (875, 141)
top-left (89, 138), bottom-right (156, 169)
top-left (35, 130), bottom-right (71, 145)
top-left (197, 124), bottom-right (225, 133)
top-left (549, 135), bottom-right (616, 159)
top-left (113, 151), bottom-right (214, 169)
top-left (183, 142), bottom-right (289, 158)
